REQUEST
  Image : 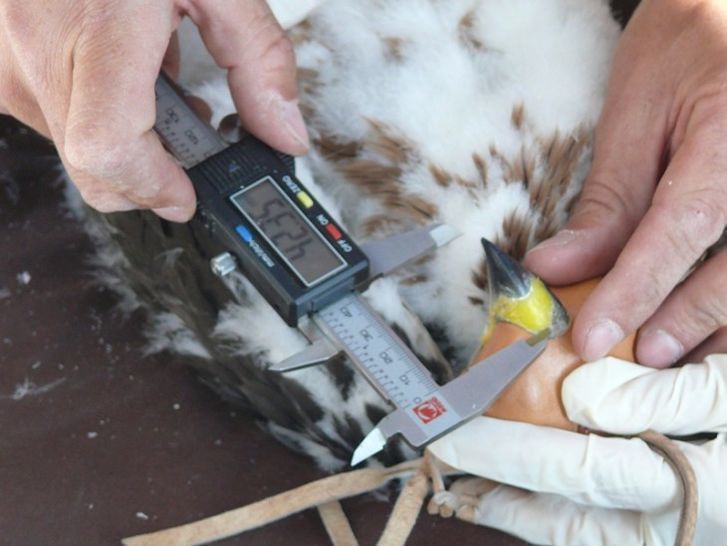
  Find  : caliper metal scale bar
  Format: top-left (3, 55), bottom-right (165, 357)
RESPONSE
top-left (153, 73), bottom-right (548, 465)
top-left (155, 76), bottom-right (227, 168)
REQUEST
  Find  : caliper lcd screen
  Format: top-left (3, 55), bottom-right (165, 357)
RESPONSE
top-left (230, 178), bottom-right (345, 286)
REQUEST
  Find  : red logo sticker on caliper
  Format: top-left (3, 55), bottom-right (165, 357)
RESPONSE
top-left (412, 397), bottom-right (447, 424)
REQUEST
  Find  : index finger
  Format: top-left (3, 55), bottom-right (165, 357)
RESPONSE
top-left (188, 0), bottom-right (309, 156)
top-left (572, 134), bottom-right (726, 361)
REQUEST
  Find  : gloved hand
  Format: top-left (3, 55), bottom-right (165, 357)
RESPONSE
top-left (428, 355), bottom-right (727, 546)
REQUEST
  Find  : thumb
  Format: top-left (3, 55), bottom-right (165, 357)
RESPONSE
top-left (524, 55), bottom-right (666, 284)
top-left (189, 0), bottom-right (309, 155)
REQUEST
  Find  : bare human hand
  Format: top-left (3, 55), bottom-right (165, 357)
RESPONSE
top-left (525, 0), bottom-right (727, 368)
top-left (0, 0), bottom-right (308, 222)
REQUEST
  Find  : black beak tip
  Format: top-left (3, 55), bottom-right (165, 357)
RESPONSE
top-left (480, 237), bottom-right (532, 298)
top-left (479, 237), bottom-right (497, 256)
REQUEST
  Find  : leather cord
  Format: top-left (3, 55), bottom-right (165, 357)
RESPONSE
top-left (638, 430), bottom-right (698, 546)
top-left (122, 434), bottom-right (698, 546)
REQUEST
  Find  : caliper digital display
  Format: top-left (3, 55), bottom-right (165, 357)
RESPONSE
top-left (229, 177), bottom-right (346, 286)
top-left (187, 139), bottom-right (369, 327)
top-left (153, 74), bottom-right (369, 326)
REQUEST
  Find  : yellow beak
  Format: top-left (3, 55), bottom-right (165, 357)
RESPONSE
top-left (480, 238), bottom-right (570, 343)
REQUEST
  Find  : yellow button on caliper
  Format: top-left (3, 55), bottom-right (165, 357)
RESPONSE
top-left (296, 191), bottom-right (314, 209)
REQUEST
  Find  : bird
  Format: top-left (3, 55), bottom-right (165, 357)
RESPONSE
top-left (67, 0), bottom-right (621, 470)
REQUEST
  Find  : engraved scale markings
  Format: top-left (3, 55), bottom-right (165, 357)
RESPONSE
top-left (154, 76), bottom-right (226, 169)
top-left (315, 293), bottom-right (447, 413)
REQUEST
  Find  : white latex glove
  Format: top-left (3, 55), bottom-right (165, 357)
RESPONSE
top-left (428, 355), bottom-right (727, 546)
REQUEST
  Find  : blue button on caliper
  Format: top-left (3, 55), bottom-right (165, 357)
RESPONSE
top-left (235, 225), bottom-right (253, 243)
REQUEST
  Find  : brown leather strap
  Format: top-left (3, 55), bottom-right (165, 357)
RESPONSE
top-left (122, 460), bottom-right (421, 546)
top-left (318, 501), bottom-right (359, 546)
top-left (638, 431), bottom-right (698, 546)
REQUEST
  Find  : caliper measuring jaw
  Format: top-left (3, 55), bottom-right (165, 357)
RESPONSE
top-left (350, 330), bottom-right (548, 465)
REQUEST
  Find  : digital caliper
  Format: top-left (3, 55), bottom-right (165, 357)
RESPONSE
top-left (153, 73), bottom-right (548, 465)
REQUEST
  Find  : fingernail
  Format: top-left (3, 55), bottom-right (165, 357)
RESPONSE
top-left (637, 329), bottom-right (683, 368)
top-left (583, 318), bottom-right (624, 361)
top-left (153, 206), bottom-right (194, 223)
top-left (278, 99), bottom-right (310, 152)
top-left (528, 230), bottom-right (580, 254)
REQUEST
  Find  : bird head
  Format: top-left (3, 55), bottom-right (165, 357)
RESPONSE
top-left (480, 238), bottom-right (570, 344)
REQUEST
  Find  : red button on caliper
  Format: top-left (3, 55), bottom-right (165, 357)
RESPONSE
top-left (325, 223), bottom-right (342, 240)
